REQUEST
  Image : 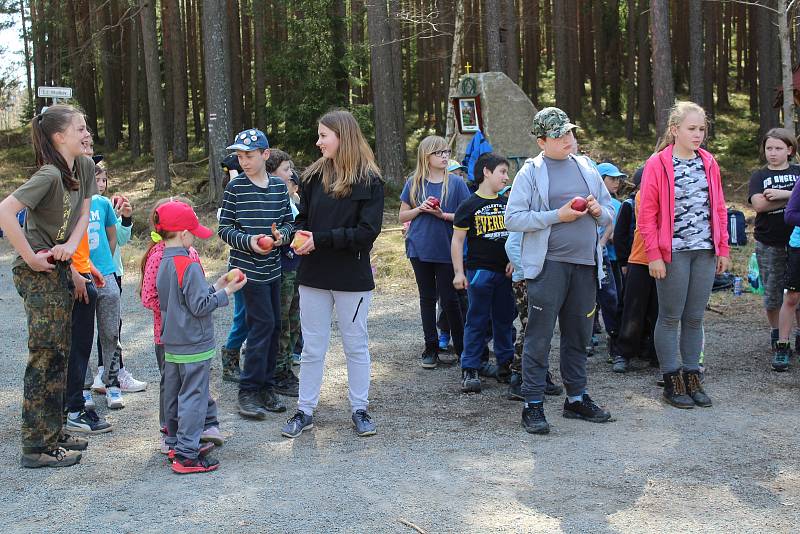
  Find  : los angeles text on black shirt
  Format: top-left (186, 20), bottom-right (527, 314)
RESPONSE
top-left (748, 164), bottom-right (800, 246)
top-left (453, 193), bottom-right (509, 273)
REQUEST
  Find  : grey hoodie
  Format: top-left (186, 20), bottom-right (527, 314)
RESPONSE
top-left (157, 247), bottom-right (229, 356)
top-left (504, 153), bottom-right (614, 286)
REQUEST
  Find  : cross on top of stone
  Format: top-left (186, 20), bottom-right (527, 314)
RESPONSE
top-left (465, 62), bottom-right (472, 74)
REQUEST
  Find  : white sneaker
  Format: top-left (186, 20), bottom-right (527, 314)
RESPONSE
top-left (82, 390), bottom-right (95, 410)
top-left (118, 367), bottom-right (147, 393)
top-left (91, 366), bottom-right (106, 393)
top-left (105, 387), bottom-right (124, 410)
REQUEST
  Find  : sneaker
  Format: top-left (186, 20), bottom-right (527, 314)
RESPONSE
top-left (461, 368), bottom-right (481, 393)
top-left (82, 390), bottom-right (95, 410)
top-left (612, 355), bottom-right (628, 373)
top-left (274, 371), bottom-right (299, 397)
top-left (544, 372), bottom-right (564, 396)
top-left (352, 409), bottom-right (377, 437)
top-left (521, 403), bottom-right (550, 434)
top-left (496, 361), bottom-right (512, 383)
top-left (58, 432), bottom-right (89, 451)
top-left (167, 442), bottom-right (215, 461)
top-left (506, 371), bottom-right (523, 401)
top-left (105, 387), bottom-right (124, 410)
top-left (91, 366), bottom-right (105, 393)
top-left (238, 390), bottom-right (268, 420)
top-left (438, 332), bottom-right (451, 352)
top-left (118, 367), bottom-right (147, 393)
top-left (21, 447), bottom-right (82, 468)
top-left (478, 361), bottom-right (498, 378)
top-left (171, 454), bottom-right (219, 474)
top-left (260, 389), bottom-right (287, 412)
top-left (563, 394), bottom-right (612, 423)
top-left (772, 342), bottom-right (791, 372)
top-left (421, 347), bottom-right (439, 369)
top-left (281, 411), bottom-right (314, 438)
top-left (66, 409), bottom-right (113, 434)
top-left (200, 426), bottom-right (225, 446)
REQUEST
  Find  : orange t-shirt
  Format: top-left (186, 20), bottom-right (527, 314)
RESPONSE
top-left (72, 233), bottom-right (91, 274)
top-left (628, 191), bottom-right (648, 266)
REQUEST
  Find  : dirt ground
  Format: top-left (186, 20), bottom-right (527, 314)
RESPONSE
top-left (0, 239), bottom-right (799, 534)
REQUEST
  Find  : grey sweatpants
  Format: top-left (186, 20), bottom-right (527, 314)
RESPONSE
top-left (521, 260), bottom-right (597, 402)
top-left (164, 358), bottom-right (219, 459)
top-left (654, 249), bottom-right (716, 374)
top-left (94, 275), bottom-right (121, 387)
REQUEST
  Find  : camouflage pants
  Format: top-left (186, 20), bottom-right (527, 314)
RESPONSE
top-left (276, 271), bottom-right (301, 375)
top-left (12, 263), bottom-right (74, 453)
top-left (512, 280), bottom-right (528, 372)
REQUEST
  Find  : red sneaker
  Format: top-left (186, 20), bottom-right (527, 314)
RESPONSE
top-left (171, 455), bottom-right (219, 474)
top-left (167, 442), bottom-right (214, 462)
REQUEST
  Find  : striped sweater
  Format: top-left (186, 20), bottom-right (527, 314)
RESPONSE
top-left (218, 174), bottom-right (295, 284)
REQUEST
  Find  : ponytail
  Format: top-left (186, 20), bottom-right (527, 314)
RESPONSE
top-left (31, 104), bottom-right (83, 191)
top-left (655, 101), bottom-right (708, 153)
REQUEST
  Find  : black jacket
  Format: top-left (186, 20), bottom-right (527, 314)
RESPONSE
top-left (613, 194), bottom-right (635, 266)
top-left (295, 171), bottom-right (384, 292)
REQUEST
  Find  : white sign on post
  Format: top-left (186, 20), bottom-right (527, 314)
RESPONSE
top-left (37, 86), bottom-right (73, 99)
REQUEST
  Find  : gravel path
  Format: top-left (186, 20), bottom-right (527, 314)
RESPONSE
top-left (0, 239), bottom-right (798, 533)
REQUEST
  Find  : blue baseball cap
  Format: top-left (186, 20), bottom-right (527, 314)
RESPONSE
top-left (597, 162), bottom-right (626, 178)
top-left (447, 159), bottom-right (467, 173)
top-left (227, 129), bottom-right (269, 151)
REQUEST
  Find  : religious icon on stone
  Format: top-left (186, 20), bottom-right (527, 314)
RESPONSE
top-left (453, 96), bottom-right (483, 134)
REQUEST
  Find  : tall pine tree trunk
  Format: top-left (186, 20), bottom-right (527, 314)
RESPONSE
top-left (446, 0), bottom-right (465, 140)
top-left (186, 0), bottom-right (204, 145)
top-left (128, 10), bottom-right (140, 159)
top-left (484, 0), bottom-right (503, 71)
top-left (203, 0), bottom-right (232, 203)
top-left (100, 2), bottom-right (119, 150)
top-left (503, 0), bottom-right (519, 82)
top-left (139, 0), bottom-right (171, 190)
top-left (227, 0), bottom-right (243, 133)
top-left (688, 0), bottom-right (704, 106)
top-left (756, 1), bottom-right (779, 137)
top-left (241, 0), bottom-right (253, 126)
top-left (624, 0), bottom-right (637, 140)
top-left (650, 0), bottom-right (674, 138)
top-left (778, 0), bottom-right (795, 130)
top-left (164, 0), bottom-right (188, 161)
top-left (637, 0), bottom-right (653, 131)
top-left (253, 0), bottom-right (267, 128)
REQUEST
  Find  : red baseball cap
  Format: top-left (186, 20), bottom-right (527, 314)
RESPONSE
top-left (155, 200), bottom-right (213, 239)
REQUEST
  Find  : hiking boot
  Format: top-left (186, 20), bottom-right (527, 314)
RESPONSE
top-left (282, 411), bottom-right (314, 438)
top-left (58, 432), bottom-right (89, 451)
top-left (421, 344), bottom-right (439, 369)
top-left (171, 454), bottom-right (219, 474)
top-left (118, 367), bottom-right (147, 392)
top-left (238, 390), bottom-right (268, 420)
top-left (352, 409), bottom-right (377, 437)
top-left (612, 355), bottom-right (628, 374)
top-left (545, 371), bottom-right (564, 396)
top-left (563, 394), bottom-right (612, 422)
top-left (772, 342), bottom-right (791, 372)
top-left (662, 371), bottom-right (694, 409)
top-left (260, 389), bottom-right (287, 413)
top-left (478, 361), bottom-right (498, 378)
top-left (461, 368), bottom-right (481, 393)
top-left (496, 361), bottom-right (512, 383)
top-left (521, 403), bottom-right (550, 434)
top-left (105, 387), bottom-right (124, 410)
top-left (82, 390), bottom-right (95, 411)
top-left (506, 371), bottom-right (523, 401)
top-left (200, 426), bottom-right (225, 446)
top-left (21, 447), bottom-right (81, 468)
top-left (683, 369), bottom-right (712, 407)
top-left (274, 371), bottom-right (299, 397)
top-left (66, 409), bottom-right (113, 434)
top-left (220, 347), bottom-right (242, 383)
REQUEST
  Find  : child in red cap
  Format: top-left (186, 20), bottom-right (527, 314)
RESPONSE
top-left (155, 200), bottom-right (247, 473)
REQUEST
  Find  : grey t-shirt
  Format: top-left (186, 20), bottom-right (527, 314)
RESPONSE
top-left (672, 155), bottom-right (713, 251)
top-left (544, 156), bottom-right (597, 265)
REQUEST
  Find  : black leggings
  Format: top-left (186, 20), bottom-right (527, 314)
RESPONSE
top-left (97, 274), bottom-right (124, 368)
top-left (409, 258), bottom-right (464, 355)
top-left (617, 263), bottom-right (658, 361)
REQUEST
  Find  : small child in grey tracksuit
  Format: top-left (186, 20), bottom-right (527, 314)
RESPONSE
top-left (154, 200), bottom-right (246, 473)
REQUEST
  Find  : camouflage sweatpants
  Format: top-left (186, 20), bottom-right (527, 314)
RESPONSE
top-left (512, 280), bottom-right (528, 372)
top-left (12, 263), bottom-right (74, 453)
top-left (276, 270), bottom-right (301, 375)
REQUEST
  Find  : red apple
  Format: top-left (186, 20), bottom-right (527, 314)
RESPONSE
top-left (571, 197), bottom-right (588, 212)
top-left (37, 249), bottom-right (56, 264)
top-left (291, 230), bottom-right (311, 250)
top-left (226, 268), bottom-right (245, 283)
top-left (257, 236), bottom-right (274, 252)
top-left (428, 197), bottom-right (441, 210)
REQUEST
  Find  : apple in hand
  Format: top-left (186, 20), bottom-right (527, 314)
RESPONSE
top-left (226, 268), bottom-right (245, 283)
top-left (291, 230), bottom-right (311, 250)
top-left (571, 197), bottom-right (588, 212)
top-left (428, 197), bottom-right (441, 210)
top-left (37, 249), bottom-right (56, 264)
top-left (257, 236), bottom-right (274, 252)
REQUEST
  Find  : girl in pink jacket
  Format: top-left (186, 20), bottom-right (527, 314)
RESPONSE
top-left (638, 101), bottom-right (730, 410)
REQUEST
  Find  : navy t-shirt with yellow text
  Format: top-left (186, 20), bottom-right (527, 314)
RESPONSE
top-left (453, 192), bottom-right (509, 273)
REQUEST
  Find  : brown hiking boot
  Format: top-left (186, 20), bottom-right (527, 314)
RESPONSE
top-left (662, 371), bottom-right (694, 409)
top-left (683, 369), bottom-right (712, 407)
top-left (58, 431), bottom-right (89, 451)
top-left (220, 347), bottom-right (241, 383)
top-left (21, 447), bottom-right (82, 468)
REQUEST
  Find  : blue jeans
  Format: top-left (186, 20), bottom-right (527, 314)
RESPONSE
top-left (239, 280), bottom-right (281, 392)
top-left (225, 290), bottom-right (248, 350)
top-left (460, 269), bottom-right (515, 370)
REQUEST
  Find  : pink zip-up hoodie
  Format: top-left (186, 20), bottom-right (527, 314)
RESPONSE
top-left (638, 145), bottom-right (730, 264)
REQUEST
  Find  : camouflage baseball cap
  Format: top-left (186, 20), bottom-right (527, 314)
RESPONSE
top-left (532, 107), bottom-right (578, 138)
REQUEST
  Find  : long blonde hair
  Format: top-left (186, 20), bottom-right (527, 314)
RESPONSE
top-left (656, 101), bottom-right (708, 152)
top-left (408, 135), bottom-right (452, 208)
top-left (302, 109), bottom-right (382, 198)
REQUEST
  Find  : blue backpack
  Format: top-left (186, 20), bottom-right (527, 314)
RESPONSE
top-left (727, 209), bottom-right (747, 246)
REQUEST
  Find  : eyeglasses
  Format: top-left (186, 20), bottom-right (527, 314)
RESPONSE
top-left (431, 150), bottom-right (451, 158)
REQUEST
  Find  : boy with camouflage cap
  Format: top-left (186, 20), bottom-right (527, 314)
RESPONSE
top-left (505, 107), bottom-right (615, 434)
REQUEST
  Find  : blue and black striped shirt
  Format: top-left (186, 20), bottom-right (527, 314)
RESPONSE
top-left (218, 174), bottom-right (294, 284)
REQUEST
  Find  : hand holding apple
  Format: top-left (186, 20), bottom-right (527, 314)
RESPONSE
top-left (570, 197), bottom-right (588, 212)
top-left (225, 268), bottom-right (246, 283)
top-left (291, 230), bottom-right (311, 250)
top-left (294, 231), bottom-right (315, 255)
top-left (557, 198), bottom-right (588, 223)
top-left (585, 195), bottom-right (601, 218)
top-left (251, 234), bottom-right (274, 254)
